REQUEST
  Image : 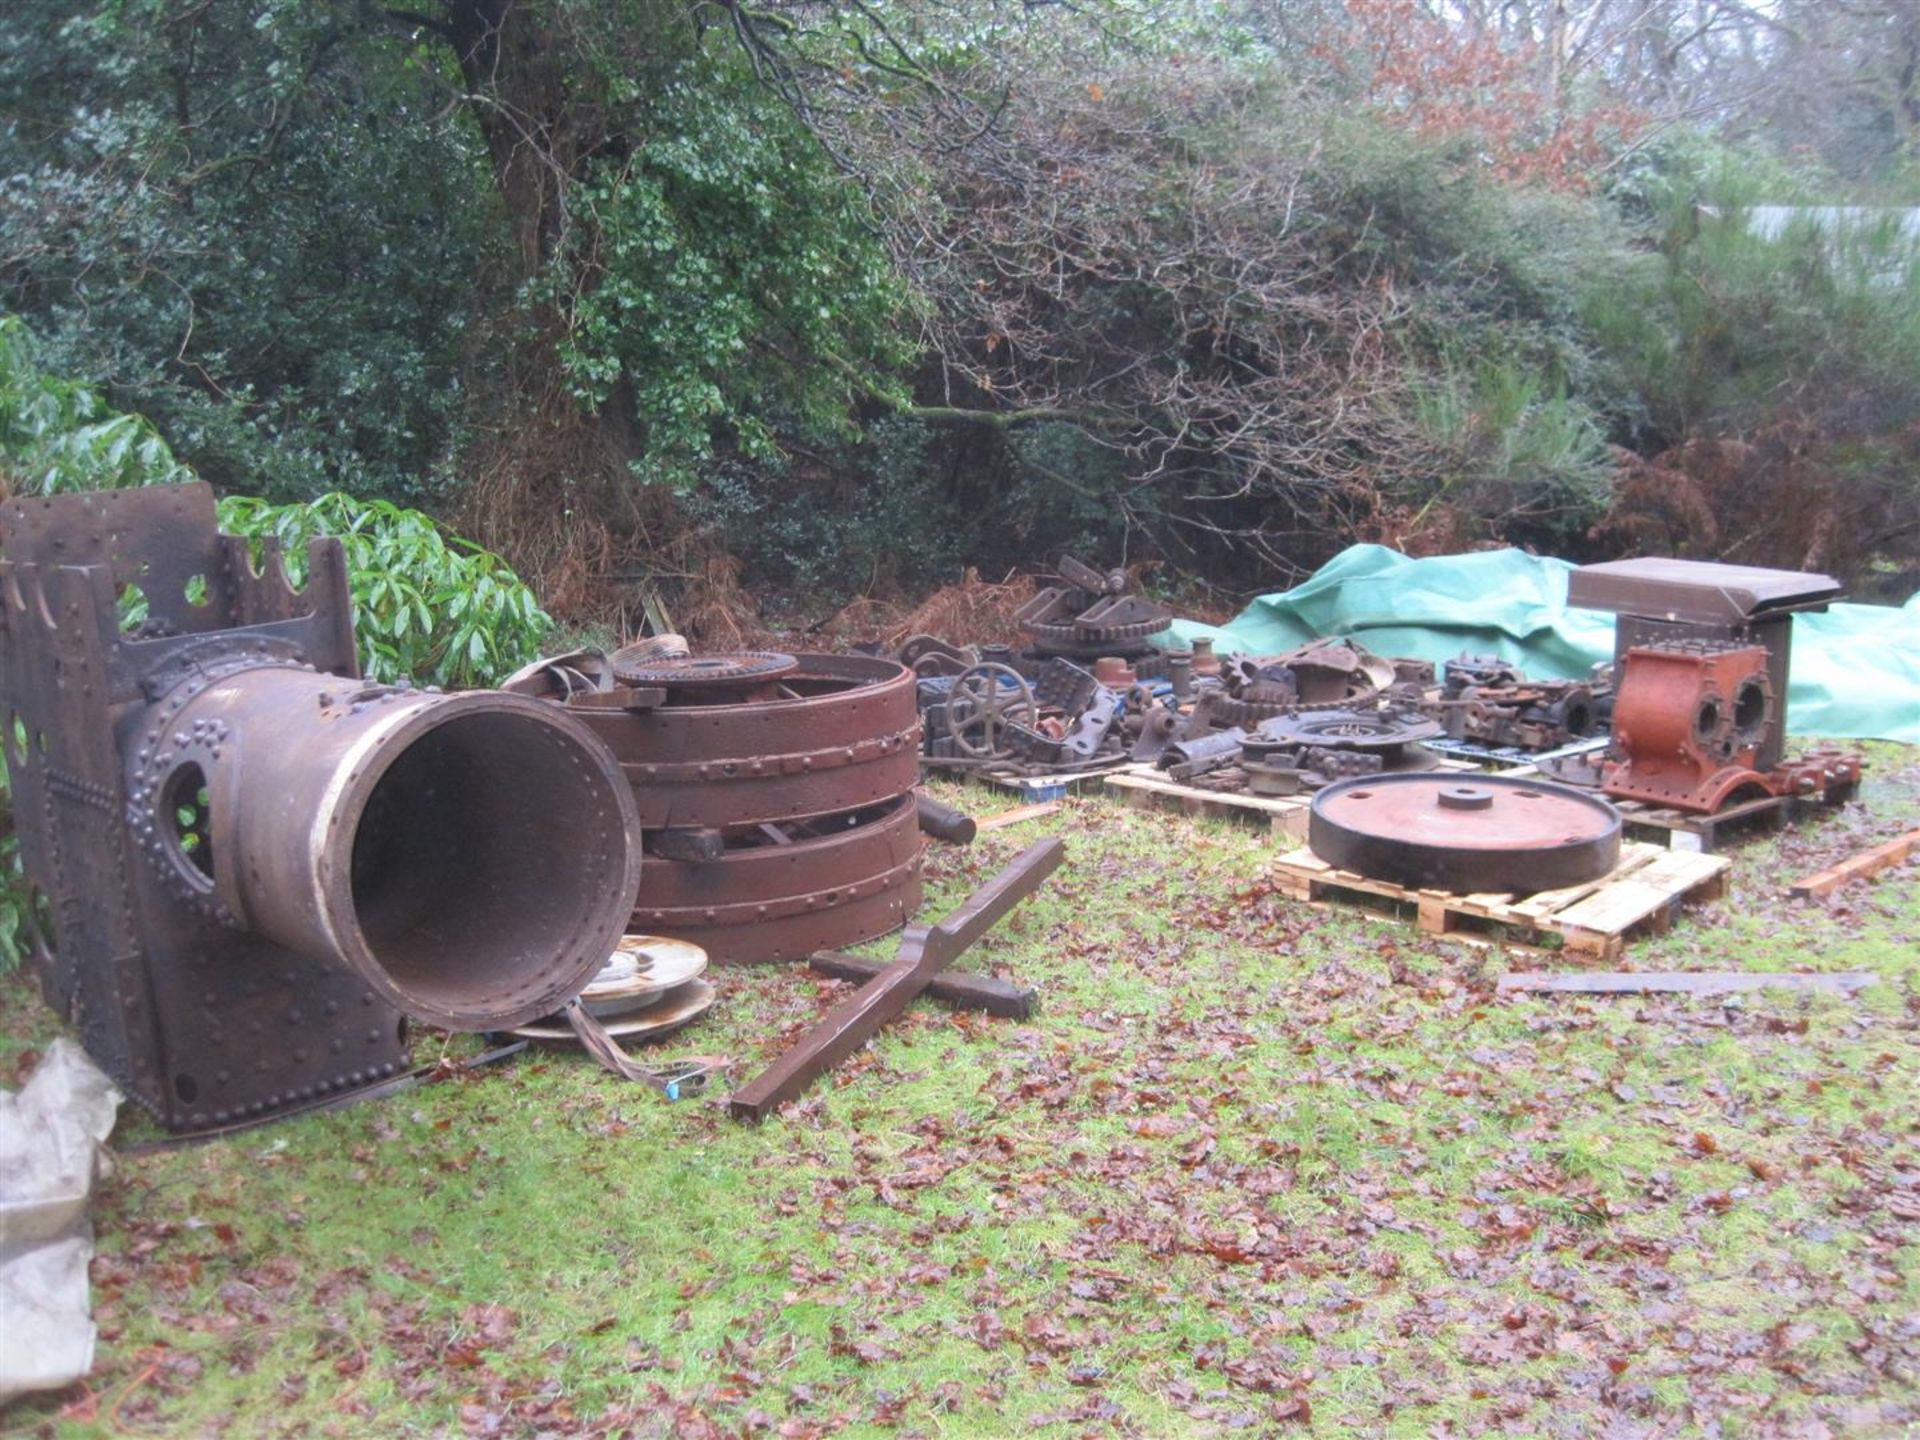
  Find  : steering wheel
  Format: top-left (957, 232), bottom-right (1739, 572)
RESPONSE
top-left (944, 663), bottom-right (1037, 759)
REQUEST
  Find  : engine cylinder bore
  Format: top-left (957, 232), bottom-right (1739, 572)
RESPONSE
top-left (162, 670), bottom-right (642, 1030)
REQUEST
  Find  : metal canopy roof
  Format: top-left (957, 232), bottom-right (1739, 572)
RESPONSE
top-left (1567, 558), bottom-right (1843, 625)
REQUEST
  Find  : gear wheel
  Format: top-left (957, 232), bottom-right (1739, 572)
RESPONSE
top-left (1254, 707), bottom-right (1444, 752)
top-left (1025, 614), bottom-right (1171, 646)
top-left (613, 651), bottom-right (799, 690)
top-left (609, 633), bottom-right (691, 676)
top-left (1204, 691), bottom-right (1300, 727)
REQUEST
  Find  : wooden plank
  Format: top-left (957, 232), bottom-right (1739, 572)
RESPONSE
top-left (1555, 849), bottom-right (1732, 936)
top-left (1104, 768), bottom-right (1311, 822)
top-left (1790, 828), bottom-right (1920, 899)
top-left (1500, 971), bottom-right (1876, 996)
top-left (729, 839), bottom-right (1065, 1122)
top-left (1269, 837), bottom-right (1726, 956)
top-left (1275, 846), bottom-right (1330, 875)
top-left (1508, 843), bottom-right (1665, 918)
top-left (808, 951), bottom-right (1038, 1019)
top-left (977, 800), bottom-right (1063, 832)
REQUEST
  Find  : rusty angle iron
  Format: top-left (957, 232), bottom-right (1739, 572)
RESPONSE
top-left (562, 652), bottom-right (926, 962)
top-left (729, 836), bottom-right (1065, 1121)
top-left (0, 484), bottom-right (642, 1132)
top-left (1309, 773), bottom-right (1622, 895)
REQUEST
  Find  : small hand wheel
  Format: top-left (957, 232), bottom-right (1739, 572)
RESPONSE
top-left (945, 663), bottom-right (1037, 759)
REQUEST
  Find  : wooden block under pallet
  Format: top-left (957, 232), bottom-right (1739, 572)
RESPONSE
top-left (1270, 842), bottom-right (1732, 960)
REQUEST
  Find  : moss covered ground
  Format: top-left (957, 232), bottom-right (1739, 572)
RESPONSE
top-left (2, 744), bottom-right (1916, 1438)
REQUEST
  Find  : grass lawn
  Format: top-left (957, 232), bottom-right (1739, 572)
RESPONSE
top-left (2, 744), bottom-right (1916, 1438)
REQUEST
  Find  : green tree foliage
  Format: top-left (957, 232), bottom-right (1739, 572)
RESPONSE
top-left (216, 494), bottom-right (551, 686)
top-left (1, 0), bottom-right (1916, 611)
top-left (0, 0), bottom-right (493, 506)
top-left (0, 315), bottom-right (192, 491)
top-left (1581, 143), bottom-right (1920, 583)
top-left (545, 68), bottom-right (916, 490)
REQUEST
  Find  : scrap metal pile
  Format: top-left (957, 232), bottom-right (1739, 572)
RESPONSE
top-left (893, 557), bottom-right (1179, 779)
top-left (885, 554), bottom-right (1634, 795)
top-left (0, 489), bottom-right (1868, 1137)
top-left (1428, 653), bottom-right (1613, 754)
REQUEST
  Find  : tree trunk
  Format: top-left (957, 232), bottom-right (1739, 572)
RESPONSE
top-left (442, 0), bottom-right (580, 278)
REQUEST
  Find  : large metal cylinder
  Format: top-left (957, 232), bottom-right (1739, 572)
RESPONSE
top-left (134, 667), bottom-right (641, 1031)
top-left (1, 482), bottom-right (647, 1131)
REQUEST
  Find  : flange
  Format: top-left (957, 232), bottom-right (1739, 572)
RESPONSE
top-left (1252, 707), bottom-right (1444, 753)
top-left (1308, 773), bottom-right (1622, 895)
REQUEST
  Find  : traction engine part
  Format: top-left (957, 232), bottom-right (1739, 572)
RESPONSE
top-left (560, 652), bottom-right (926, 961)
top-left (1569, 557), bottom-right (1843, 773)
top-left (1602, 644), bottom-right (1778, 814)
top-left (1013, 555), bottom-right (1173, 659)
top-left (1309, 774), bottom-right (1623, 895)
top-left (1432, 653), bottom-right (1609, 751)
top-left (0, 484), bottom-right (641, 1132)
top-left (944, 663), bottom-right (1039, 759)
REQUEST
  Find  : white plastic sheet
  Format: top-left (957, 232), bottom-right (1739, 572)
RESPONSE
top-left (0, 1039), bottom-right (121, 1406)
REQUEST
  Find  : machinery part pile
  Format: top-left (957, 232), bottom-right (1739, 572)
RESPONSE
top-left (559, 651), bottom-right (925, 963)
top-left (1309, 774), bottom-right (1623, 895)
top-left (1236, 704), bottom-right (1446, 790)
top-left (1601, 643), bottom-right (1862, 813)
top-left (1193, 636), bottom-right (1400, 730)
top-left (1427, 652), bottom-right (1612, 752)
top-left (0, 484), bottom-right (641, 1133)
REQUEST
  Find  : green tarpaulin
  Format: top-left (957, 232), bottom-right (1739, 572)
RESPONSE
top-left (1166, 545), bottom-right (1920, 743)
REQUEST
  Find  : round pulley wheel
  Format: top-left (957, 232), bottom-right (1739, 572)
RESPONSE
top-left (578, 936), bottom-right (708, 1018)
top-left (508, 978), bottom-right (716, 1042)
top-left (613, 651), bottom-right (798, 690)
top-left (945, 663), bottom-right (1037, 759)
top-left (1308, 773), bottom-right (1622, 895)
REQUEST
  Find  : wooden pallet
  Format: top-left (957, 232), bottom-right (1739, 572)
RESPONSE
top-left (1102, 759), bottom-right (1477, 841)
top-left (1610, 783), bottom-right (1857, 853)
top-left (1105, 764), bottom-right (1317, 838)
top-left (1270, 842), bottom-right (1731, 960)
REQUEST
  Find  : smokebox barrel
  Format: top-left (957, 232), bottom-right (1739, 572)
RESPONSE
top-left (159, 669), bottom-right (641, 1030)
